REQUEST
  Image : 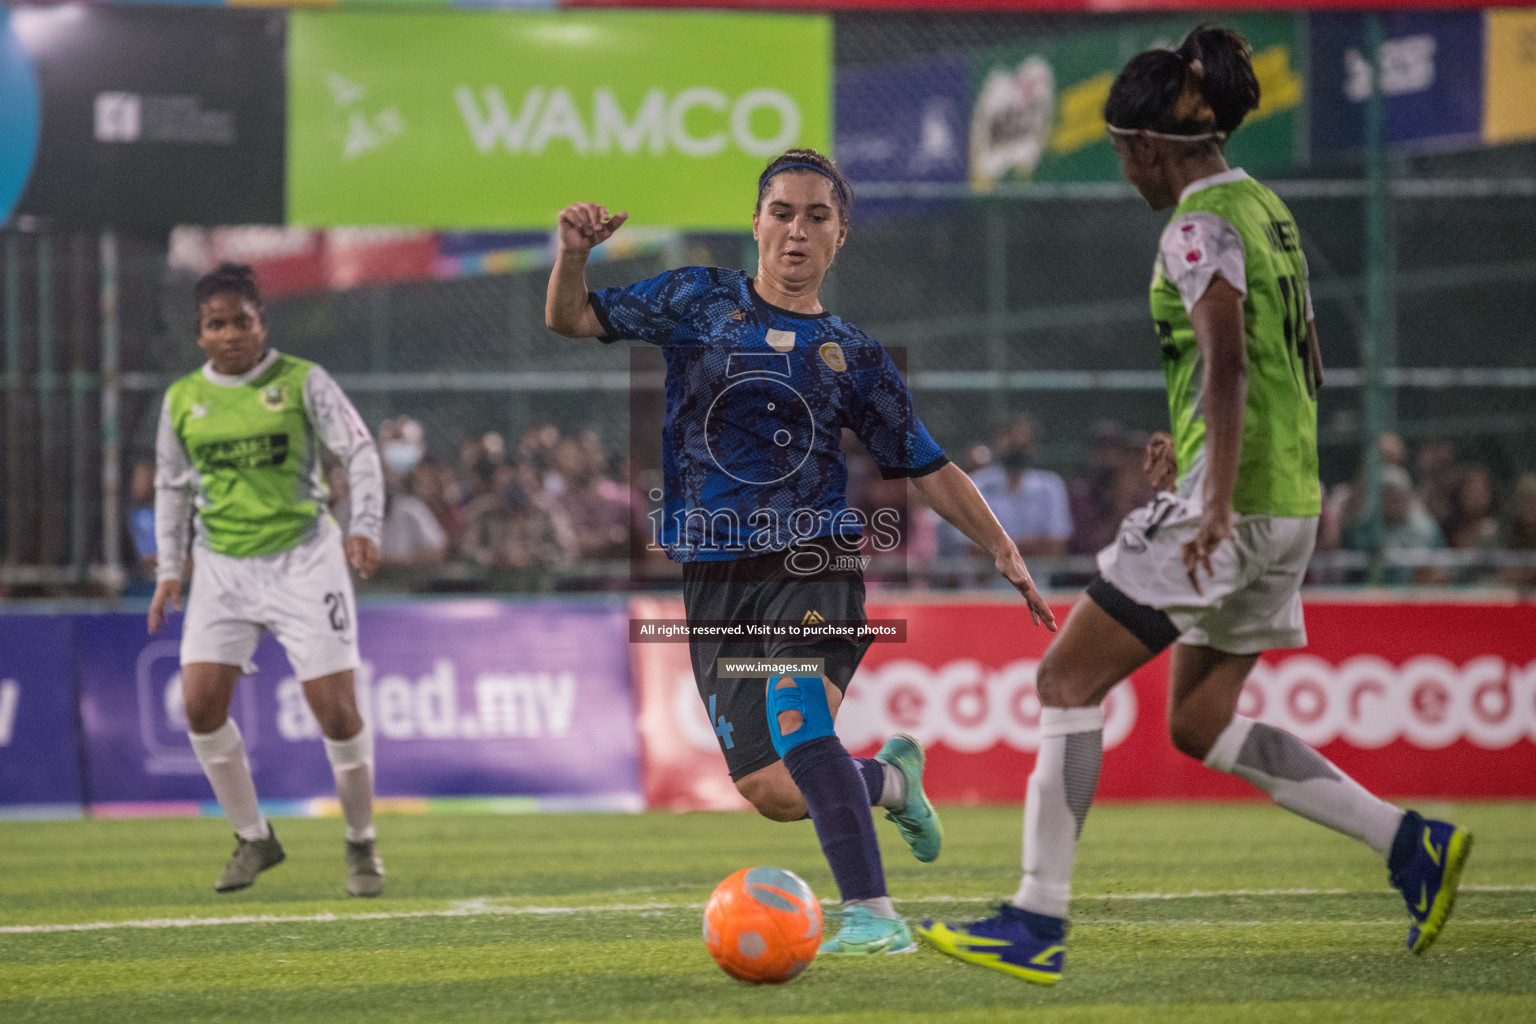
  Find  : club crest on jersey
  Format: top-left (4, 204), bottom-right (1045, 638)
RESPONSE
top-left (765, 329), bottom-right (796, 353)
top-left (190, 403), bottom-right (208, 419)
top-left (259, 385), bottom-right (288, 412)
top-left (819, 342), bottom-right (847, 372)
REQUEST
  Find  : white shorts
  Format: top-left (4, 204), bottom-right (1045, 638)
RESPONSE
top-left (1095, 493), bottom-right (1318, 655)
top-left (181, 518), bottom-right (360, 680)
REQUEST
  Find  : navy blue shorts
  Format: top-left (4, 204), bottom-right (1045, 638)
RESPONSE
top-left (681, 540), bottom-right (870, 780)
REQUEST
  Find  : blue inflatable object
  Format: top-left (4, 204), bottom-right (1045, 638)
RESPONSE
top-left (0, 13), bottom-right (41, 223)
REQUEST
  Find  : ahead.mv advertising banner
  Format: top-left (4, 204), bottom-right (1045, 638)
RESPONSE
top-left (0, 615), bottom-right (82, 816)
top-left (288, 11), bottom-right (831, 229)
top-left (75, 601), bottom-right (640, 812)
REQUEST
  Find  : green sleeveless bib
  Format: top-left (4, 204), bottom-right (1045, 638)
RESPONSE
top-left (166, 353), bottom-right (324, 557)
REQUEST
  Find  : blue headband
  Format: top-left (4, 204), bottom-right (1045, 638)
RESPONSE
top-left (759, 162), bottom-right (848, 205)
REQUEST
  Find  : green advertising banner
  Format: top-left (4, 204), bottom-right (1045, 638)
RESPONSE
top-left (969, 16), bottom-right (1303, 188)
top-left (288, 11), bottom-right (831, 229)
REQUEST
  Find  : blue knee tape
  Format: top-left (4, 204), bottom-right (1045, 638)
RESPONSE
top-left (767, 676), bottom-right (836, 757)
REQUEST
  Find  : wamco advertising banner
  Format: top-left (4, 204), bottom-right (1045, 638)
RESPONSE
top-left (1, 6), bottom-right (285, 227)
top-left (287, 11), bottom-right (831, 229)
top-left (968, 15), bottom-right (1303, 189)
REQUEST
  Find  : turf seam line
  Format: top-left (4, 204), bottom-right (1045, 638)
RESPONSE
top-left (1084, 884), bottom-right (1535, 901)
top-left (2, 885), bottom-right (1532, 935)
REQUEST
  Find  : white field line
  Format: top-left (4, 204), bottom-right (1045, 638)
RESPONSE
top-left (1, 884), bottom-right (1531, 936)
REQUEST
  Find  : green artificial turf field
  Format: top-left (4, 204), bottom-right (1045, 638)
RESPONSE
top-left (1, 803), bottom-right (1532, 1023)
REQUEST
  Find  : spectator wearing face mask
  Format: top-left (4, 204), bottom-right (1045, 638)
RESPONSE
top-left (376, 417), bottom-right (446, 567)
top-left (967, 416), bottom-right (1072, 554)
top-left (937, 416), bottom-right (1073, 583)
top-left (458, 457), bottom-right (576, 573)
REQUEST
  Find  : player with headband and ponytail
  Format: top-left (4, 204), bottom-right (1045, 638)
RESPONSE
top-left (920, 27), bottom-right (1470, 982)
top-left (547, 148), bottom-right (1057, 955)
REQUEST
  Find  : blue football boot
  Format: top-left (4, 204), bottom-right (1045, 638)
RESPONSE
top-left (917, 904), bottom-right (1066, 984)
top-left (1388, 810), bottom-right (1473, 955)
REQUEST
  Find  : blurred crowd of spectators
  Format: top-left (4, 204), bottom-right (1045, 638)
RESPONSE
top-left (127, 415), bottom-right (1536, 592)
top-left (330, 418), bottom-right (644, 587)
top-left (127, 417), bottom-right (647, 592)
top-left (1317, 434), bottom-right (1536, 587)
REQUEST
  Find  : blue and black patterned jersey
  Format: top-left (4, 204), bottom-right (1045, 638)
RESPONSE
top-left (589, 266), bottom-right (948, 563)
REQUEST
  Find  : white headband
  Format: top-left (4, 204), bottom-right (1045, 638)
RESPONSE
top-left (1106, 124), bottom-right (1225, 143)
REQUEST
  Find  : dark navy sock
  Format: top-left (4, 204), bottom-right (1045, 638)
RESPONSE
top-left (854, 757), bottom-right (886, 806)
top-left (782, 735), bottom-right (887, 903)
top-left (1001, 903), bottom-right (1067, 941)
top-left (1388, 810), bottom-right (1424, 879)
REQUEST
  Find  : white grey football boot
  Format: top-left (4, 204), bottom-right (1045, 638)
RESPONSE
top-left (214, 826), bottom-right (286, 893)
top-left (345, 838), bottom-right (385, 898)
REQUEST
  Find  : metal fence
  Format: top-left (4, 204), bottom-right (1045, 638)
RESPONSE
top-left (5, 177), bottom-right (1534, 594)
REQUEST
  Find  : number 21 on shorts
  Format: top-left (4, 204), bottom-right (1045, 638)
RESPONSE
top-left (324, 591), bottom-right (350, 633)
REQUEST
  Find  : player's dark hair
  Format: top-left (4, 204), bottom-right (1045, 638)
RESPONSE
top-left (756, 148), bottom-right (853, 226)
top-left (193, 262), bottom-right (263, 319)
top-left (1103, 26), bottom-right (1260, 145)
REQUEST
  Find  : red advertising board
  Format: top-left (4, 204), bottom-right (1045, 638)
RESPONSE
top-left (632, 597), bottom-right (751, 812)
top-left (174, 227), bottom-right (440, 297)
top-left (633, 596), bottom-right (1536, 810)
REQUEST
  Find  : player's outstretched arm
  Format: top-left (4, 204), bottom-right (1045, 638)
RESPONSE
top-left (911, 463), bottom-right (1058, 631)
top-left (546, 202), bottom-right (628, 338)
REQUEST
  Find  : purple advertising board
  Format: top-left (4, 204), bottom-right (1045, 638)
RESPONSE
top-left (75, 601), bottom-right (641, 813)
top-left (1309, 11), bottom-right (1485, 161)
top-left (0, 614), bottom-right (83, 817)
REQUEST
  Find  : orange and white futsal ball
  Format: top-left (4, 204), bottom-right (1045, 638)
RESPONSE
top-left (702, 866), bottom-right (822, 984)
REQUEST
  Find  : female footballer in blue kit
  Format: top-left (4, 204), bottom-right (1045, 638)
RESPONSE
top-left (547, 148), bottom-right (1058, 954)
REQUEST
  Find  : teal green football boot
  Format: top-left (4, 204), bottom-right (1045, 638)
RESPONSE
top-left (876, 733), bottom-right (943, 863)
top-left (819, 906), bottom-right (917, 955)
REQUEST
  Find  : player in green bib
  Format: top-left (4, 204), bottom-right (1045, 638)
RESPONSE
top-left (920, 27), bottom-right (1469, 981)
top-left (148, 263), bottom-right (388, 897)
